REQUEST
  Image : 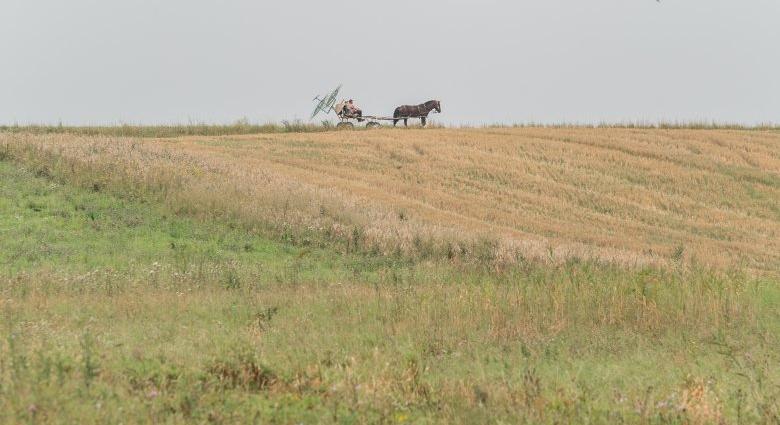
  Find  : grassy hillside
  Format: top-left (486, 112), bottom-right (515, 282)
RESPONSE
top-left (1, 129), bottom-right (779, 423)
top-left (4, 128), bottom-right (779, 273)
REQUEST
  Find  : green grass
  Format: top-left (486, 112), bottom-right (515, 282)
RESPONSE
top-left (0, 161), bottom-right (330, 276)
top-left (1, 160), bottom-right (778, 423)
top-left (0, 120), bottom-right (331, 138)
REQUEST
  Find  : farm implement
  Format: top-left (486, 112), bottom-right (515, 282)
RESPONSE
top-left (311, 84), bottom-right (440, 129)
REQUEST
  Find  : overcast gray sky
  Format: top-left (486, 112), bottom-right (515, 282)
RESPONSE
top-left (2, 0), bottom-right (778, 125)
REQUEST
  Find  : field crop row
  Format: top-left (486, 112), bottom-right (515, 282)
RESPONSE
top-left (4, 128), bottom-right (779, 273)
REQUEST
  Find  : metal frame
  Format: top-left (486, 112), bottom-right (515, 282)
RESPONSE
top-left (311, 85), bottom-right (342, 120)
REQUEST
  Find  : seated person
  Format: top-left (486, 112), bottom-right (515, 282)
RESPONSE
top-left (340, 99), bottom-right (363, 122)
top-left (346, 99), bottom-right (362, 117)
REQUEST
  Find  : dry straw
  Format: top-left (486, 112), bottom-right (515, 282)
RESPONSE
top-left (3, 127), bottom-right (779, 274)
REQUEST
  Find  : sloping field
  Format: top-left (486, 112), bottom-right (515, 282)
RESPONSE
top-left (7, 128), bottom-right (778, 273)
top-left (2, 128), bottom-right (779, 423)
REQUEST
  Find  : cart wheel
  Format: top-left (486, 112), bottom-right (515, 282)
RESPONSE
top-left (366, 122), bottom-right (381, 129)
top-left (336, 122), bottom-right (354, 130)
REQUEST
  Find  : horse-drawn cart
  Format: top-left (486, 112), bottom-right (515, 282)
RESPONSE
top-left (311, 85), bottom-right (440, 129)
top-left (332, 113), bottom-right (401, 130)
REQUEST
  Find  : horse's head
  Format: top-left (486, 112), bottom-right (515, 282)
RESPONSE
top-left (432, 100), bottom-right (441, 113)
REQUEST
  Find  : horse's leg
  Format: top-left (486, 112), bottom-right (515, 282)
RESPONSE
top-left (421, 117), bottom-right (427, 127)
top-left (404, 118), bottom-right (408, 127)
top-left (393, 119), bottom-right (398, 127)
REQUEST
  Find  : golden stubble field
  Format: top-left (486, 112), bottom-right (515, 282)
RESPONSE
top-left (5, 127), bottom-right (780, 273)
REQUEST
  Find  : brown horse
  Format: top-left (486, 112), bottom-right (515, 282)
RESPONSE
top-left (393, 100), bottom-right (441, 127)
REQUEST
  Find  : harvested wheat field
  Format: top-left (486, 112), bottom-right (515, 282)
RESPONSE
top-left (2, 128), bottom-right (779, 423)
top-left (9, 128), bottom-right (779, 273)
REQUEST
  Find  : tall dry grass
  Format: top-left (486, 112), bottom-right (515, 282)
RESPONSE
top-left (3, 259), bottom-right (776, 423)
